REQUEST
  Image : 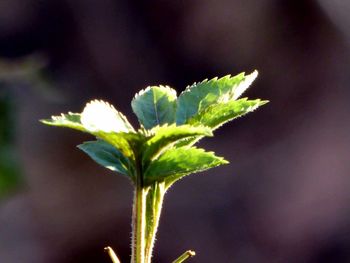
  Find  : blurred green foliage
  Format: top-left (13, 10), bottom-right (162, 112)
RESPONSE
top-left (0, 88), bottom-right (22, 198)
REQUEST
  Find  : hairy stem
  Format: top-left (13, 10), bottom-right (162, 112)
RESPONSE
top-left (131, 185), bottom-right (147, 263)
top-left (131, 162), bottom-right (147, 263)
top-left (144, 182), bottom-right (166, 263)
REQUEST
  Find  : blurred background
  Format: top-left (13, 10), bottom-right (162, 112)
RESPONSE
top-left (0, 0), bottom-right (350, 262)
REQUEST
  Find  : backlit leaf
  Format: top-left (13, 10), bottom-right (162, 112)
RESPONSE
top-left (189, 98), bottom-right (268, 130)
top-left (41, 100), bottom-right (134, 134)
top-left (141, 124), bottom-right (212, 167)
top-left (40, 112), bottom-right (85, 131)
top-left (176, 71), bottom-right (258, 125)
top-left (81, 100), bottom-right (134, 133)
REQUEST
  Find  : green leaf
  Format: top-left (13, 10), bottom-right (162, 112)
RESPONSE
top-left (41, 100), bottom-right (141, 160)
top-left (176, 71), bottom-right (258, 125)
top-left (144, 147), bottom-right (228, 187)
top-left (132, 86), bottom-right (177, 129)
top-left (95, 131), bottom-right (146, 161)
top-left (81, 100), bottom-right (134, 133)
top-left (40, 112), bottom-right (85, 131)
top-left (41, 100), bottom-right (134, 134)
top-left (189, 98), bottom-right (269, 130)
top-left (141, 124), bottom-right (213, 166)
top-left (78, 140), bottom-right (134, 178)
top-left (41, 116), bottom-right (142, 161)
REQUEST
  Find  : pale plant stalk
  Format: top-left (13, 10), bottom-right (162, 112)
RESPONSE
top-left (104, 247), bottom-right (121, 263)
top-left (131, 161), bottom-right (147, 263)
top-left (172, 250), bottom-right (196, 263)
top-left (131, 176), bottom-right (166, 263)
top-left (131, 180), bottom-right (191, 263)
top-left (144, 183), bottom-right (166, 263)
top-left (133, 188), bottom-right (146, 263)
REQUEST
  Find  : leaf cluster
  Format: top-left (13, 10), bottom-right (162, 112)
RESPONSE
top-left (41, 71), bottom-right (267, 189)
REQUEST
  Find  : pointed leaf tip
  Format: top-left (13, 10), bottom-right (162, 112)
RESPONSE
top-left (176, 71), bottom-right (260, 125)
top-left (232, 70), bottom-right (258, 100)
top-left (40, 112), bottom-right (85, 131)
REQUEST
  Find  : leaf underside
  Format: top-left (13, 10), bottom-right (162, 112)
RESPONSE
top-left (78, 140), bottom-right (133, 178)
top-left (94, 131), bottom-right (144, 160)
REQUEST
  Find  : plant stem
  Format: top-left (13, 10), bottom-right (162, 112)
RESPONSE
top-left (172, 250), bottom-right (196, 263)
top-left (104, 246), bottom-right (121, 263)
top-left (131, 159), bottom-right (166, 263)
top-left (131, 162), bottom-right (147, 263)
top-left (144, 182), bottom-right (165, 263)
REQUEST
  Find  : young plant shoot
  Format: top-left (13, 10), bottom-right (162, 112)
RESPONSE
top-left (41, 71), bottom-right (268, 263)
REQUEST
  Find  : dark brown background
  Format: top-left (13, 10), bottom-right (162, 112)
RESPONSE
top-left (1, 0), bottom-right (350, 262)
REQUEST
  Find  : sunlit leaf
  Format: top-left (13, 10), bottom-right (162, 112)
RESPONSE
top-left (42, 72), bottom-right (267, 188)
top-left (189, 98), bottom-right (268, 130)
top-left (40, 112), bottom-right (85, 131)
top-left (141, 124), bottom-right (212, 167)
top-left (41, 100), bottom-right (134, 134)
top-left (176, 71), bottom-right (258, 125)
top-left (81, 100), bottom-right (134, 133)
